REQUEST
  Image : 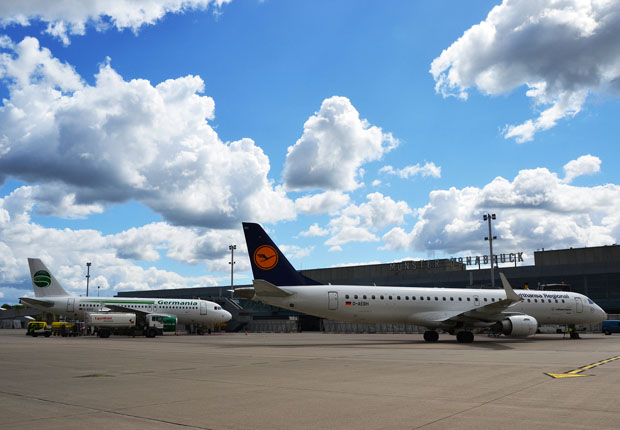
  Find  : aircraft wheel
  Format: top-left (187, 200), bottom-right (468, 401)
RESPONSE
top-left (456, 331), bottom-right (474, 343)
top-left (423, 331), bottom-right (439, 342)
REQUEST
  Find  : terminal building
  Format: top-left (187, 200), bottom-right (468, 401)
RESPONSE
top-left (118, 244), bottom-right (620, 331)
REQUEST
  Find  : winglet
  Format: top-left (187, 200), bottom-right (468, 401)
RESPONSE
top-left (499, 273), bottom-right (521, 303)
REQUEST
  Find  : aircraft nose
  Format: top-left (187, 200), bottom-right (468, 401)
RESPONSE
top-left (222, 310), bottom-right (232, 322)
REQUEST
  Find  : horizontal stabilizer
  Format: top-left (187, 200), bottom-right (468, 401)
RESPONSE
top-left (253, 279), bottom-right (293, 297)
top-left (19, 297), bottom-right (54, 308)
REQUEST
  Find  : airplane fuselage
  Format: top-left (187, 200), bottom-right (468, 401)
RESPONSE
top-left (28, 296), bottom-right (229, 326)
top-left (254, 284), bottom-right (606, 328)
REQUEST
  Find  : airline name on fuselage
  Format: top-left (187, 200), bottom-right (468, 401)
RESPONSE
top-left (518, 292), bottom-right (570, 299)
top-left (156, 300), bottom-right (198, 305)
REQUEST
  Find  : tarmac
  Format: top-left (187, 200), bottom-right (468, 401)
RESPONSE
top-left (1, 330), bottom-right (620, 430)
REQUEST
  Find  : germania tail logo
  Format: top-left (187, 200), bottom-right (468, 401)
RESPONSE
top-left (33, 270), bottom-right (51, 288)
top-left (254, 245), bottom-right (278, 270)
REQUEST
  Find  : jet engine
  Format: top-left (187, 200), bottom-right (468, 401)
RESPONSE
top-left (493, 315), bottom-right (538, 337)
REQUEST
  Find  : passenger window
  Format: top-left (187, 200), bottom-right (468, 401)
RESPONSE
top-left (548, 299), bottom-right (552, 303)
top-left (442, 297), bottom-right (446, 301)
top-left (420, 297), bottom-right (424, 301)
top-left (450, 297), bottom-right (454, 301)
top-left (534, 299), bottom-right (538, 303)
top-left (372, 295), bottom-right (376, 299)
top-left (555, 299), bottom-right (558, 303)
top-left (345, 295), bottom-right (349, 299)
top-left (467, 298), bottom-right (471, 301)
top-left (412, 296), bottom-right (416, 300)
top-left (389, 296), bottom-right (393, 300)
top-left (397, 296), bottom-right (401, 300)
top-left (380, 295), bottom-right (384, 300)
top-left (484, 298), bottom-right (487, 302)
top-left (405, 296), bottom-right (409, 300)
top-left (458, 297), bottom-right (462, 301)
top-left (354, 295), bottom-right (358, 299)
top-left (427, 297), bottom-right (431, 301)
top-left (527, 299), bottom-right (531, 302)
top-left (363, 295), bottom-right (367, 299)
top-left (562, 299), bottom-right (565, 303)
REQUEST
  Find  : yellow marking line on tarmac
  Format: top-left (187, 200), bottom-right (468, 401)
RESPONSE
top-left (546, 354), bottom-right (620, 379)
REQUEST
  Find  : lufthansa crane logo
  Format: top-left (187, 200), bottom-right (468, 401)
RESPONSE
top-left (254, 245), bottom-right (278, 270)
top-left (33, 270), bottom-right (51, 288)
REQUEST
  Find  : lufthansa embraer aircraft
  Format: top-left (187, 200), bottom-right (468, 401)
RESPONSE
top-left (20, 258), bottom-right (232, 327)
top-left (236, 222), bottom-right (606, 343)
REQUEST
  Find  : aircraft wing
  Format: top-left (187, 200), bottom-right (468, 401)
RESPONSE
top-left (104, 304), bottom-right (175, 319)
top-left (422, 273), bottom-right (524, 324)
top-left (104, 304), bottom-right (150, 316)
top-left (19, 297), bottom-right (54, 308)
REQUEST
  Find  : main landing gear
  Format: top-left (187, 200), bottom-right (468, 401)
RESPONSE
top-left (423, 330), bottom-right (439, 342)
top-left (456, 331), bottom-right (474, 343)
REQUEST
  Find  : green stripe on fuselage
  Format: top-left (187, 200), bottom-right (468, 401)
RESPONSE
top-left (79, 299), bottom-right (155, 305)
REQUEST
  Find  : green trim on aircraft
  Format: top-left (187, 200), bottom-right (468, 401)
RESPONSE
top-left (33, 270), bottom-right (51, 288)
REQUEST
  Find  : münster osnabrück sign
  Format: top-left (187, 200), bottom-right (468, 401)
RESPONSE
top-left (389, 253), bottom-right (524, 272)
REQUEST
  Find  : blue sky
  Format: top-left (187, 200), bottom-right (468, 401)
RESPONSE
top-left (1, 0), bottom-right (619, 304)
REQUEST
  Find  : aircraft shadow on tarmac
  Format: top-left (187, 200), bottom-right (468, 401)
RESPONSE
top-left (223, 334), bottom-right (601, 350)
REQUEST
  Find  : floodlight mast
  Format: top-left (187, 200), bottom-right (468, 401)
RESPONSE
top-left (229, 244), bottom-right (236, 299)
top-left (86, 262), bottom-right (91, 297)
top-left (483, 214), bottom-right (497, 287)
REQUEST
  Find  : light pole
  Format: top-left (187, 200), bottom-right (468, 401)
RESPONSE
top-left (229, 244), bottom-right (236, 299)
top-left (86, 262), bottom-right (91, 297)
top-left (483, 214), bottom-right (497, 287)
top-left (97, 285), bottom-right (100, 297)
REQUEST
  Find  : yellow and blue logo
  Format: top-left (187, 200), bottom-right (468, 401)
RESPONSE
top-left (253, 245), bottom-right (278, 270)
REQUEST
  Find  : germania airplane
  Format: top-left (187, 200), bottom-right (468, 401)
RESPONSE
top-left (20, 258), bottom-right (232, 329)
top-left (236, 222), bottom-right (607, 343)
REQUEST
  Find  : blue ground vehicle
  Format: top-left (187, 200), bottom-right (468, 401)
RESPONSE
top-left (602, 320), bottom-right (620, 335)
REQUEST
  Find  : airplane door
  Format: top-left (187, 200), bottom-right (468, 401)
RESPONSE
top-left (474, 295), bottom-right (480, 307)
top-left (328, 292), bottom-right (338, 310)
top-left (200, 302), bottom-right (207, 315)
top-left (67, 298), bottom-right (75, 313)
top-left (575, 297), bottom-right (583, 313)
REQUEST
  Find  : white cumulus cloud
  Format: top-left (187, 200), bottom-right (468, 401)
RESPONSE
top-left (325, 192), bottom-right (412, 247)
top-left (294, 191), bottom-right (350, 215)
top-left (299, 223), bottom-right (329, 237)
top-left (0, 36), bottom-right (295, 228)
top-left (380, 162), bottom-right (441, 179)
top-left (0, 186), bottom-right (251, 302)
top-left (430, 0), bottom-right (620, 142)
top-left (382, 156), bottom-right (619, 254)
top-left (283, 96), bottom-right (398, 192)
top-left (563, 154), bottom-right (601, 183)
top-left (0, 0), bottom-right (231, 45)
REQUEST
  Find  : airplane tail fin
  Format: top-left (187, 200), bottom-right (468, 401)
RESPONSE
top-left (28, 258), bottom-right (71, 297)
top-left (242, 222), bottom-right (321, 286)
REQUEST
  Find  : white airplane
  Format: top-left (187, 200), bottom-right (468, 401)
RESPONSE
top-left (20, 258), bottom-right (232, 329)
top-left (236, 222), bottom-right (607, 343)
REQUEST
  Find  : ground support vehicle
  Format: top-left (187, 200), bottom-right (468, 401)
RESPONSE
top-left (52, 321), bottom-right (80, 337)
top-left (85, 312), bottom-right (177, 338)
top-left (26, 321), bottom-right (51, 337)
top-left (603, 320), bottom-right (620, 335)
